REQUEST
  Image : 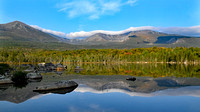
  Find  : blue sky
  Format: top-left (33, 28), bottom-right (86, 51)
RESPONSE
top-left (1, 0), bottom-right (200, 38)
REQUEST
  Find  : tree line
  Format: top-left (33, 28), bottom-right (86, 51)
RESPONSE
top-left (0, 47), bottom-right (200, 63)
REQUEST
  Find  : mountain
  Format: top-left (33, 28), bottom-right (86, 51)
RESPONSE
top-left (85, 30), bottom-right (168, 43)
top-left (1, 21), bottom-right (200, 49)
top-left (85, 32), bottom-right (130, 42)
top-left (124, 30), bottom-right (193, 44)
top-left (67, 30), bottom-right (197, 46)
top-left (0, 21), bottom-right (83, 49)
top-left (127, 30), bottom-right (169, 43)
top-left (0, 21), bottom-right (59, 42)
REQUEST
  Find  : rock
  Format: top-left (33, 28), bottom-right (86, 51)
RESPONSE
top-left (64, 65), bottom-right (67, 69)
top-left (38, 62), bottom-right (56, 71)
top-left (38, 63), bottom-right (45, 67)
top-left (20, 64), bottom-right (32, 68)
top-left (37, 66), bottom-right (45, 71)
top-left (26, 72), bottom-right (42, 79)
top-left (27, 78), bottom-right (42, 82)
top-left (0, 75), bottom-right (6, 80)
top-left (56, 63), bottom-right (63, 67)
top-left (126, 77), bottom-right (136, 81)
top-left (33, 80), bottom-right (78, 94)
top-left (0, 75), bottom-right (13, 85)
top-left (45, 63), bottom-right (56, 70)
top-left (24, 67), bottom-right (36, 72)
top-left (55, 71), bottom-right (63, 75)
top-left (56, 63), bottom-right (65, 71)
top-left (0, 78), bottom-right (13, 85)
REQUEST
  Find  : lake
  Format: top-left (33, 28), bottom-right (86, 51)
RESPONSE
top-left (0, 63), bottom-right (200, 112)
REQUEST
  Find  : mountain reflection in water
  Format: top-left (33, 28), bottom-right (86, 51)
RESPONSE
top-left (1, 74), bottom-right (200, 104)
top-left (76, 85), bottom-right (200, 97)
top-left (1, 63), bottom-right (200, 112)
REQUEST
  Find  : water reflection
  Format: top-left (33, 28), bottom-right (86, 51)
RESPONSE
top-left (0, 74), bottom-right (200, 104)
top-left (1, 63), bottom-right (200, 112)
top-left (76, 85), bottom-right (200, 97)
top-left (3, 63), bottom-right (200, 78)
top-left (34, 86), bottom-right (78, 94)
top-left (0, 81), bottom-right (78, 103)
top-left (65, 63), bottom-right (200, 78)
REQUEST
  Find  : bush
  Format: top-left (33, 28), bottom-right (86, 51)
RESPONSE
top-left (11, 71), bottom-right (28, 87)
top-left (0, 64), bottom-right (10, 75)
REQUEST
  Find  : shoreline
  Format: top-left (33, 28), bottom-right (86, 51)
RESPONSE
top-left (0, 61), bottom-right (199, 65)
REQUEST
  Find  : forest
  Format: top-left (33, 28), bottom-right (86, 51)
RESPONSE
top-left (0, 47), bottom-right (200, 63)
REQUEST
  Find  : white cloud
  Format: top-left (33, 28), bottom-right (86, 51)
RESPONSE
top-left (59, 1), bottom-right (97, 19)
top-left (126, 0), bottom-right (137, 6)
top-left (66, 26), bottom-right (155, 38)
top-left (31, 24), bottom-right (200, 39)
top-left (75, 85), bottom-right (200, 97)
top-left (157, 26), bottom-right (200, 37)
top-left (66, 26), bottom-right (200, 38)
top-left (30, 25), bottom-right (67, 38)
top-left (57, 0), bottom-right (136, 19)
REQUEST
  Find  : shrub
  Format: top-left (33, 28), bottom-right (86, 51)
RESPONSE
top-left (0, 64), bottom-right (10, 75)
top-left (11, 71), bottom-right (27, 85)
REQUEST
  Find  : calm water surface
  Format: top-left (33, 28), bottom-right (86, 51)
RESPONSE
top-left (0, 63), bottom-right (200, 112)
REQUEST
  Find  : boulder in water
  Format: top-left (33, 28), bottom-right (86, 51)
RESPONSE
top-left (26, 72), bottom-right (42, 79)
top-left (33, 80), bottom-right (78, 94)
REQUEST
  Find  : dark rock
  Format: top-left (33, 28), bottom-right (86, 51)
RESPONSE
top-left (33, 80), bottom-right (78, 94)
top-left (126, 77), bottom-right (136, 81)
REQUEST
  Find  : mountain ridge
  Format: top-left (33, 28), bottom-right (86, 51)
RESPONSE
top-left (1, 21), bottom-right (200, 49)
top-left (67, 29), bottom-right (192, 45)
top-left (0, 21), bottom-right (59, 42)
